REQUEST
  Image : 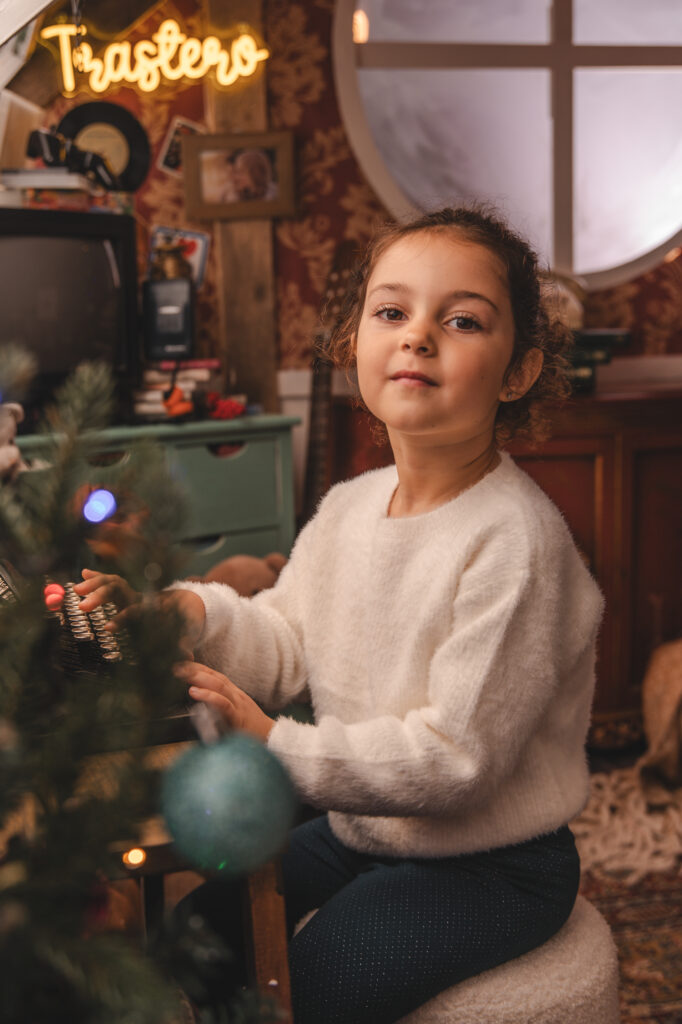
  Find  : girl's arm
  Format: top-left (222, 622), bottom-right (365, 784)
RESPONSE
top-left (265, 531), bottom-right (603, 817)
top-left (168, 519), bottom-right (317, 710)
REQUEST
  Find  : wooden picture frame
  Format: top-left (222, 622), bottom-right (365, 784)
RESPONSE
top-left (182, 130), bottom-right (295, 221)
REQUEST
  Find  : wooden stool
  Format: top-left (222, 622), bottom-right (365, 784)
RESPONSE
top-left (113, 838), bottom-right (293, 1021)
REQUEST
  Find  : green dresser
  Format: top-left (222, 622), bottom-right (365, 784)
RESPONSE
top-left (18, 416), bottom-right (299, 577)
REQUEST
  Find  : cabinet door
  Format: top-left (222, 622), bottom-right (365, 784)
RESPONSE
top-left (624, 436), bottom-right (682, 710)
top-left (510, 437), bottom-right (617, 717)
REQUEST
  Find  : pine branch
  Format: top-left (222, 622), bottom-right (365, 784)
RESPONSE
top-left (0, 357), bottom-right (272, 1024)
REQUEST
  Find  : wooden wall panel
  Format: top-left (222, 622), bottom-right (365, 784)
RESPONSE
top-left (205, 0), bottom-right (279, 413)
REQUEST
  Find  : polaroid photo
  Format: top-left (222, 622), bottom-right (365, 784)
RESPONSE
top-left (157, 116), bottom-right (204, 178)
top-left (149, 226), bottom-right (211, 288)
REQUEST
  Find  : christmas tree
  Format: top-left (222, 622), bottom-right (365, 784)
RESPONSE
top-left (0, 349), bottom-right (290, 1024)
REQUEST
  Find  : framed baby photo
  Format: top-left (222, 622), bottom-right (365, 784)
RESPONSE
top-left (182, 130), bottom-right (295, 221)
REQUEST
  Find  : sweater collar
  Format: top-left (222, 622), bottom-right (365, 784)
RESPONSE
top-left (378, 452), bottom-right (513, 524)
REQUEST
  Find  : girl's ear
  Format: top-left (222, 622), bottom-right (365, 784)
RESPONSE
top-left (500, 347), bottom-right (544, 402)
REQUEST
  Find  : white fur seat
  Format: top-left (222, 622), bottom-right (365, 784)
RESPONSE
top-left (397, 896), bottom-right (620, 1024)
top-left (295, 895), bottom-right (620, 1024)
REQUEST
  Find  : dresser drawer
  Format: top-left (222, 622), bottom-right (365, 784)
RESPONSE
top-left (168, 435), bottom-right (286, 539)
top-left (178, 527), bottom-right (286, 578)
top-left (17, 416), bottom-right (299, 572)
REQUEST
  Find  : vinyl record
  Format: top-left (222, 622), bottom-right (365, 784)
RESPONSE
top-left (57, 102), bottom-right (151, 192)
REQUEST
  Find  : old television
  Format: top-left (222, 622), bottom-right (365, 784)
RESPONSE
top-left (0, 207), bottom-right (140, 430)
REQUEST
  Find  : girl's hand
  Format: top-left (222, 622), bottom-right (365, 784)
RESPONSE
top-left (74, 568), bottom-right (140, 612)
top-left (74, 570), bottom-right (207, 657)
top-left (176, 661), bottom-right (275, 743)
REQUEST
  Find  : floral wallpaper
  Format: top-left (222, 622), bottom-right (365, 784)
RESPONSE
top-left (31, 0), bottom-right (682, 372)
top-left (584, 255), bottom-right (682, 356)
top-left (264, 0), bottom-right (386, 367)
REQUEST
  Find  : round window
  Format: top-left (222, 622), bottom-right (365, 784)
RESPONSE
top-left (333, 0), bottom-right (682, 288)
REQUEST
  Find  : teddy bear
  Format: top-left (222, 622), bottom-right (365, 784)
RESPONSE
top-left (192, 551), bottom-right (288, 595)
top-left (0, 403), bottom-right (27, 483)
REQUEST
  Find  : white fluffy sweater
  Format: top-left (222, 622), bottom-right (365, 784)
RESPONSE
top-left (173, 453), bottom-right (604, 858)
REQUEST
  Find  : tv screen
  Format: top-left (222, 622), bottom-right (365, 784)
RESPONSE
top-left (0, 208), bottom-right (139, 429)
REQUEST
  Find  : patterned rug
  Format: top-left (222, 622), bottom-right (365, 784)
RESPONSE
top-left (580, 868), bottom-right (682, 1023)
top-left (572, 763), bottom-right (682, 1023)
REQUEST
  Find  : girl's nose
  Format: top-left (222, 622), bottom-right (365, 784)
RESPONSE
top-left (402, 330), bottom-right (434, 354)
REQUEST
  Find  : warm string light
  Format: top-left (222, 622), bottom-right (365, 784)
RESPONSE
top-left (352, 9), bottom-right (370, 43)
top-left (41, 18), bottom-right (269, 95)
top-left (122, 847), bottom-right (146, 867)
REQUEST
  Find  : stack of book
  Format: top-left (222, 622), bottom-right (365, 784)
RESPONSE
top-left (0, 169), bottom-right (95, 192)
top-left (132, 358), bottom-right (223, 420)
top-left (567, 329), bottom-right (631, 394)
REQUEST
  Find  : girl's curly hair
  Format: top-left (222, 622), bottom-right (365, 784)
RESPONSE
top-left (324, 204), bottom-right (573, 447)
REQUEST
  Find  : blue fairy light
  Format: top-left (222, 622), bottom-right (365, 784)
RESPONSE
top-left (83, 488), bottom-right (117, 523)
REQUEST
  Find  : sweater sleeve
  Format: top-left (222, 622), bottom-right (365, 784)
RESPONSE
top-left (267, 526), bottom-right (602, 816)
top-left (168, 521), bottom-right (317, 710)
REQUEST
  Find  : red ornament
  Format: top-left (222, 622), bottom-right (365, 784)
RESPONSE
top-left (205, 391), bottom-right (246, 421)
top-left (43, 583), bottom-right (65, 610)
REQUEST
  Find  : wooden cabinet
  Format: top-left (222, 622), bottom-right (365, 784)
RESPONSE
top-left (509, 391), bottom-right (682, 747)
top-left (18, 415), bottom-right (299, 577)
top-left (331, 391), bottom-right (682, 748)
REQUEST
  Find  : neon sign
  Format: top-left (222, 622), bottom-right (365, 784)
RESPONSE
top-left (41, 19), bottom-right (269, 95)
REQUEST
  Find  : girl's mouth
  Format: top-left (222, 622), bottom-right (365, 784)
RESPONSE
top-left (390, 371), bottom-right (437, 386)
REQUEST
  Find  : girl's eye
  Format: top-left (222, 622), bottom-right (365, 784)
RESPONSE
top-left (447, 314), bottom-right (481, 332)
top-left (375, 305), bottom-right (405, 322)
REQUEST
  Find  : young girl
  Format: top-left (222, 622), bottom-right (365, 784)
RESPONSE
top-left (76, 206), bottom-right (604, 1024)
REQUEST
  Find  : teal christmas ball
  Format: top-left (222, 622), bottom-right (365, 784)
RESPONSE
top-left (161, 734), bottom-right (297, 876)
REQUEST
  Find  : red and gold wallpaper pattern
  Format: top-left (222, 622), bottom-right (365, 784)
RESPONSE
top-left (34, 0), bottom-right (682, 370)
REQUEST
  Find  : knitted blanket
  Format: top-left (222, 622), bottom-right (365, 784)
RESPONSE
top-left (572, 638), bottom-right (682, 883)
top-left (572, 763), bottom-right (682, 883)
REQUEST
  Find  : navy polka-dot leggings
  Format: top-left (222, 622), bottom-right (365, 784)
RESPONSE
top-left (179, 815), bottom-right (580, 1024)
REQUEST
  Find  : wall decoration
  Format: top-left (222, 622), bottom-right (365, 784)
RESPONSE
top-left (182, 131), bottom-right (295, 221)
top-left (149, 226), bottom-right (210, 287)
top-left (156, 115), bottom-right (203, 178)
top-left (57, 101), bottom-right (151, 192)
top-left (40, 18), bottom-right (269, 96)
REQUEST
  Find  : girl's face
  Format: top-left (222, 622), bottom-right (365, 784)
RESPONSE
top-left (355, 231), bottom-right (517, 451)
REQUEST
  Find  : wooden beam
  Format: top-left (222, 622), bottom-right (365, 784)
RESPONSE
top-left (205, 0), bottom-right (279, 412)
top-left (551, 0), bottom-right (574, 273)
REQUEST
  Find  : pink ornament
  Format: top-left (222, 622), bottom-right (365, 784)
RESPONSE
top-left (44, 584), bottom-right (65, 610)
